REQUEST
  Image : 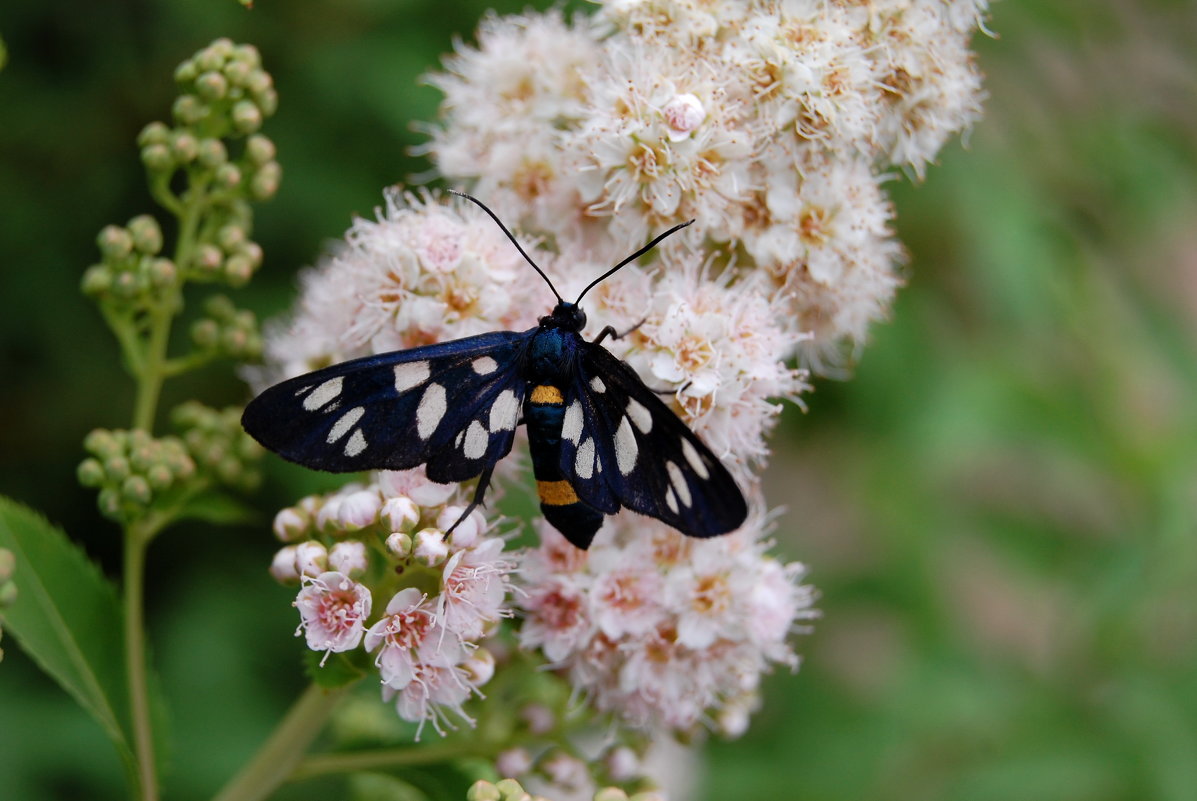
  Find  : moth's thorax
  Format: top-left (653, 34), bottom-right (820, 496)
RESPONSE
top-left (539, 302), bottom-right (587, 333)
top-left (526, 326), bottom-right (578, 384)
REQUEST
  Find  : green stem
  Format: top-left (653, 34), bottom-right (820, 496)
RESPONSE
top-left (213, 683), bottom-right (353, 801)
top-left (124, 521), bottom-right (158, 801)
top-left (131, 307), bottom-right (173, 432)
top-left (290, 741), bottom-right (493, 782)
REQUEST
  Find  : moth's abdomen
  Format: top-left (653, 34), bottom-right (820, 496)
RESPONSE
top-left (525, 383), bottom-right (604, 549)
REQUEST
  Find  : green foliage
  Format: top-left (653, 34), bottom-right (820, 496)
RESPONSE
top-left (0, 496), bottom-right (144, 786)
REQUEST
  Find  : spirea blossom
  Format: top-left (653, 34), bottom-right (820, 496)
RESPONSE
top-left (269, 468), bottom-right (516, 734)
top-left (428, 0), bottom-right (990, 369)
top-left (519, 515), bottom-right (817, 733)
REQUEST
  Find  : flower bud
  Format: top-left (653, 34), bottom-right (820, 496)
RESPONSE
top-left (604, 746), bottom-right (639, 783)
top-left (141, 143), bottom-right (173, 172)
top-left (245, 69), bottom-right (272, 95)
top-left (294, 541), bottom-right (328, 577)
top-left (273, 507), bottom-right (309, 541)
top-left (269, 545), bottom-right (300, 584)
top-left (146, 464), bottom-right (173, 490)
top-left (385, 531), bottom-right (412, 558)
top-left (495, 748), bottom-right (532, 779)
top-left (195, 45), bottom-right (225, 73)
top-left (194, 244), bottom-right (223, 274)
top-left (81, 265), bottom-right (112, 296)
top-left (173, 94), bottom-right (208, 126)
top-left (191, 318), bottom-right (219, 349)
top-left (467, 781), bottom-right (502, 801)
top-left (139, 121), bottom-right (171, 147)
top-left (245, 134), bottom-right (275, 165)
top-left (76, 458), bottom-right (105, 487)
top-left (84, 429), bottom-right (120, 458)
top-left (217, 224), bottom-right (247, 251)
top-left (103, 455), bottom-right (130, 482)
top-left (594, 790), bottom-right (630, 801)
top-left (413, 528), bottom-right (448, 566)
top-left (128, 215), bottom-right (163, 255)
top-left (231, 100), bottom-right (262, 134)
top-left (380, 497), bottom-right (419, 533)
top-left (493, 779), bottom-right (526, 800)
top-left (148, 258), bottom-right (177, 288)
top-left (629, 792), bottom-right (667, 801)
top-left (97, 225), bottom-right (133, 260)
top-left (174, 58), bottom-right (198, 83)
top-left (462, 646), bottom-right (495, 685)
top-left (329, 540), bottom-right (369, 577)
top-left (224, 255), bottom-right (253, 286)
top-left (255, 87), bottom-right (278, 117)
top-left (250, 161), bottom-right (281, 200)
top-left (171, 131), bottom-right (200, 163)
top-left (195, 70), bottom-right (228, 101)
top-left (214, 163), bottom-right (242, 189)
top-left (98, 487), bottom-right (122, 519)
top-left (121, 475), bottom-right (152, 505)
top-left (112, 271), bottom-right (142, 298)
top-left (197, 138), bottom-right (228, 168)
top-left (335, 490), bottom-right (382, 532)
top-left (223, 59), bottom-right (252, 88)
top-left (520, 703), bottom-right (556, 735)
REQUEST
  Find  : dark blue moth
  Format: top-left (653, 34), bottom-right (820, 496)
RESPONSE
top-left (242, 193), bottom-right (747, 550)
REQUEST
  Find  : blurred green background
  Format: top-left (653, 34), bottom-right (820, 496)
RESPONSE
top-left (2, 0), bottom-right (1196, 799)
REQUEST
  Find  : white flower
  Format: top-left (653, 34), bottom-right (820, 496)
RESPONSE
top-left (294, 572), bottom-right (372, 663)
top-left (328, 540), bottom-right (368, 577)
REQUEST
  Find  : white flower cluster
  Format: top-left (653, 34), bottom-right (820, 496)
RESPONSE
top-left (427, 0), bottom-right (988, 369)
top-left (519, 517), bottom-right (816, 734)
top-left (272, 467), bottom-right (514, 735)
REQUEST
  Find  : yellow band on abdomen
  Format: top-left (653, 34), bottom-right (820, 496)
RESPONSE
top-left (537, 479), bottom-right (579, 506)
top-left (530, 385), bottom-right (564, 405)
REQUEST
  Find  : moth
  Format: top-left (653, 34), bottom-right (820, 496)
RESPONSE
top-left (242, 193), bottom-right (747, 550)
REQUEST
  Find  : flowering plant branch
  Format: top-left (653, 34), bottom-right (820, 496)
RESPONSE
top-left (0, 2), bottom-right (991, 800)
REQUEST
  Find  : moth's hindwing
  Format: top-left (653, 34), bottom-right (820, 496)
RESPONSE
top-left (559, 341), bottom-right (748, 537)
top-left (241, 330), bottom-right (532, 481)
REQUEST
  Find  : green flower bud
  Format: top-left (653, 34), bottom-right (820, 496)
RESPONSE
top-left (231, 100), bottom-right (262, 134)
top-left (245, 69), bottom-right (272, 95)
top-left (244, 134), bottom-right (276, 165)
top-left (594, 789), bottom-right (630, 801)
top-left (217, 225), bottom-right (247, 252)
top-left (197, 138), bottom-right (228, 168)
top-left (223, 59), bottom-right (252, 88)
top-left (0, 549), bottom-right (14, 584)
top-left (112, 271), bottom-right (142, 298)
top-left (209, 38), bottom-right (235, 60)
top-left (138, 121), bottom-right (172, 147)
top-left (196, 70), bottom-right (228, 102)
top-left (0, 582), bottom-right (16, 610)
top-left (148, 258), bottom-right (178, 288)
top-left (173, 94), bottom-right (208, 126)
top-left (494, 779), bottom-right (526, 801)
top-left (255, 87), bottom-right (278, 118)
top-left (84, 429), bottom-right (120, 458)
top-left (171, 132), bottom-right (200, 163)
top-left (122, 475), bottom-right (152, 505)
top-left (193, 245), bottom-right (222, 276)
top-left (77, 458), bottom-right (106, 487)
top-left (205, 294), bottom-right (236, 318)
top-left (215, 163), bottom-right (242, 189)
top-left (146, 464), bottom-right (174, 491)
top-left (98, 487), bottom-right (123, 519)
top-left (97, 225), bottom-right (133, 261)
top-left (240, 241), bottom-right (264, 269)
top-left (128, 215), bottom-right (163, 254)
top-left (192, 318), bottom-right (220, 348)
top-left (195, 45), bottom-right (226, 73)
top-left (232, 43), bottom-right (261, 69)
top-left (81, 264), bottom-right (113, 296)
top-left (217, 456), bottom-right (243, 484)
top-left (221, 326), bottom-right (249, 355)
top-left (224, 254), bottom-right (253, 286)
top-left (104, 455), bottom-right (131, 482)
top-left (141, 143), bottom-right (174, 172)
top-left (250, 161), bottom-right (281, 201)
top-left (467, 781), bottom-right (502, 801)
top-left (174, 59), bottom-right (198, 83)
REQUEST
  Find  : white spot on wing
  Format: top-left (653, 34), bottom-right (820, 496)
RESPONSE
top-left (344, 429), bottom-right (368, 456)
top-left (489, 388), bottom-right (520, 432)
top-left (472, 356), bottom-right (498, 375)
top-left (616, 417), bottom-right (637, 475)
top-left (303, 377), bottom-right (343, 411)
top-left (626, 398), bottom-right (653, 434)
top-left (681, 439), bottom-right (709, 479)
top-left (589, 376), bottom-right (606, 393)
top-left (665, 487), bottom-right (679, 514)
top-left (393, 361), bottom-right (430, 393)
top-left (666, 461), bottom-right (692, 507)
top-left (575, 437), bottom-right (595, 479)
top-left (327, 406), bottom-right (365, 443)
top-left (562, 399), bottom-right (583, 445)
top-left (416, 383), bottom-right (446, 439)
top-left (463, 420), bottom-right (489, 459)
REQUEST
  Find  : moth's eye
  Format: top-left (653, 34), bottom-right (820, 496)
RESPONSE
top-left (575, 307), bottom-right (587, 329)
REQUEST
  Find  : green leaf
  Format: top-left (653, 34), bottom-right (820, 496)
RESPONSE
top-left (174, 490), bottom-right (261, 527)
top-left (0, 496), bottom-right (136, 779)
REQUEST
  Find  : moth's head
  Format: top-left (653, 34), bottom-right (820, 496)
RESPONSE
top-left (541, 301), bottom-right (587, 332)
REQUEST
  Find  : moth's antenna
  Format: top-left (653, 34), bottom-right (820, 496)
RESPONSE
top-left (450, 190), bottom-right (563, 304)
top-left (574, 220), bottom-right (694, 305)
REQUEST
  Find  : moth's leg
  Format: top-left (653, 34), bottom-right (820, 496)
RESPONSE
top-left (650, 380), bottom-right (690, 396)
top-left (445, 464), bottom-right (496, 534)
top-left (591, 316), bottom-right (647, 347)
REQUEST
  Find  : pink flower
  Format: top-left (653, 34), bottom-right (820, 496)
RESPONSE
top-left (294, 572), bottom-right (372, 663)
